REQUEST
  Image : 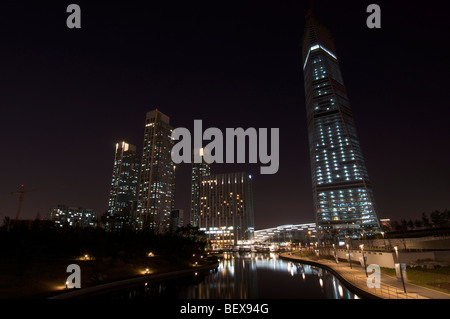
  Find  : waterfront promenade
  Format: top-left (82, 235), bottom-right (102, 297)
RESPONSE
top-left (279, 253), bottom-right (450, 299)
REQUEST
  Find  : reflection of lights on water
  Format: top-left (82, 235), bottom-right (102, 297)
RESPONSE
top-left (180, 253), bottom-right (360, 299)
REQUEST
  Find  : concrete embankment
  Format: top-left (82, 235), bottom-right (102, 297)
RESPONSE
top-left (279, 253), bottom-right (450, 299)
top-left (279, 253), bottom-right (380, 299)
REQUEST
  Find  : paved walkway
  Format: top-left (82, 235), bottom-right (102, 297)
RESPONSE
top-left (280, 253), bottom-right (450, 299)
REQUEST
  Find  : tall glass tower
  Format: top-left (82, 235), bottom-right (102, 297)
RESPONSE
top-left (190, 147), bottom-right (211, 227)
top-left (302, 11), bottom-right (380, 240)
top-left (137, 109), bottom-right (176, 232)
top-left (106, 141), bottom-right (140, 231)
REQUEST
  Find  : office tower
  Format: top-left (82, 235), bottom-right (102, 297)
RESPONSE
top-left (137, 109), bottom-right (176, 232)
top-left (198, 172), bottom-right (254, 249)
top-left (190, 147), bottom-right (211, 227)
top-left (301, 11), bottom-right (381, 240)
top-left (106, 141), bottom-right (140, 231)
top-left (49, 205), bottom-right (97, 228)
top-left (169, 209), bottom-right (184, 232)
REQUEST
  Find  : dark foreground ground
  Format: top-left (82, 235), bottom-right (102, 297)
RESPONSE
top-left (0, 255), bottom-right (203, 299)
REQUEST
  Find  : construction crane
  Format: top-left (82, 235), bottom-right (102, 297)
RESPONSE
top-left (10, 185), bottom-right (67, 220)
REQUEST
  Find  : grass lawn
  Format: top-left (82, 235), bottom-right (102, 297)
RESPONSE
top-left (381, 267), bottom-right (450, 294)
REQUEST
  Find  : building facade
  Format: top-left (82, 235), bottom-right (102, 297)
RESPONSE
top-left (198, 172), bottom-right (254, 249)
top-left (190, 147), bottom-right (211, 227)
top-left (136, 109), bottom-right (176, 232)
top-left (301, 12), bottom-right (381, 240)
top-left (169, 209), bottom-right (184, 233)
top-left (49, 205), bottom-right (97, 228)
top-left (106, 141), bottom-right (140, 231)
top-left (253, 223), bottom-right (317, 244)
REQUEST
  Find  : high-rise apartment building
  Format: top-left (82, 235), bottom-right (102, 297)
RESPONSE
top-left (198, 172), bottom-right (254, 249)
top-left (137, 109), bottom-right (176, 232)
top-left (49, 205), bottom-right (97, 228)
top-left (106, 141), bottom-right (140, 231)
top-left (190, 147), bottom-right (211, 227)
top-left (301, 12), bottom-right (381, 240)
top-left (169, 209), bottom-right (184, 233)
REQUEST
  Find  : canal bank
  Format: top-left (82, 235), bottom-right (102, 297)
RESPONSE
top-left (54, 252), bottom-right (361, 299)
top-left (279, 253), bottom-right (380, 299)
top-left (279, 253), bottom-right (450, 299)
top-left (49, 262), bottom-right (220, 299)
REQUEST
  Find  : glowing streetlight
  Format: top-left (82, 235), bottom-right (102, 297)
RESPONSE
top-left (360, 244), bottom-right (367, 277)
top-left (332, 244), bottom-right (338, 263)
top-left (394, 246), bottom-right (407, 293)
top-left (346, 244), bottom-right (352, 269)
top-left (381, 232), bottom-right (386, 250)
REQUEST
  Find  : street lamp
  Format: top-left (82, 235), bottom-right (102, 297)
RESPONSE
top-left (332, 244), bottom-right (338, 263)
top-left (360, 244), bottom-right (368, 277)
top-left (381, 232), bottom-right (386, 250)
top-left (308, 231), bottom-right (312, 250)
top-left (394, 246), bottom-right (407, 293)
top-left (346, 244), bottom-right (352, 269)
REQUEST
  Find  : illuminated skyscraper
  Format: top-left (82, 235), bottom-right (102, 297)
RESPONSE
top-left (190, 147), bottom-right (211, 227)
top-left (106, 141), bottom-right (140, 231)
top-left (301, 12), bottom-right (380, 240)
top-left (198, 172), bottom-right (254, 249)
top-left (137, 109), bottom-right (176, 232)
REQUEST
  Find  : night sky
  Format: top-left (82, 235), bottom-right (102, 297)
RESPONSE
top-left (1, 1), bottom-right (449, 229)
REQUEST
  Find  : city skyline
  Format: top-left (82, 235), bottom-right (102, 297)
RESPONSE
top-left (1, 1), bottom-right (449, 230)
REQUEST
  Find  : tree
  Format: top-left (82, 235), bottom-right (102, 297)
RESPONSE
top-left (401, 219), bottom-right (408, 230)
top-left (414, 219), bottom-right (423, 229)
top-left (421, 212), bottom-right (430, 229)
top-left (430, 210), bottom-right (443, 228)
top-left (391, 220), bottom-right (400, 232)
top-left (2, 216), bottom-right (11, 231)
top-left (442, 209), bottom-right (450, 227)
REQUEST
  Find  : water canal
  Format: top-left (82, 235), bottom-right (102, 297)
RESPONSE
top-left (94, 253), bottom-right (360, 299)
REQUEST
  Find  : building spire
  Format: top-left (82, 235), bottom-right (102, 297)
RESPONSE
top-left (305, 0), bottom-right (314, 18)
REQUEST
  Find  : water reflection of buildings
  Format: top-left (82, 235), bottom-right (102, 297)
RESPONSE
top-left (104, 253), bottom-right (359, 299)
top-left (187, 252), bottom-right (258, 298)
top-left (186, 253), bottom-right (358, 299)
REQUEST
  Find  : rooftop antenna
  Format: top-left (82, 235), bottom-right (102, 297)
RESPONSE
top-left (306, 0), bottom-right (314, 18)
